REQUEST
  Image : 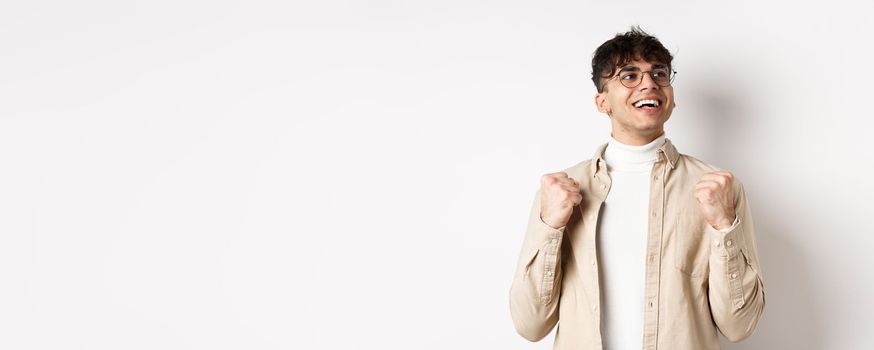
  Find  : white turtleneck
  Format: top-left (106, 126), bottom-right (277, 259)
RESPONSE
top-left (597, 133), bottom-right (665, 350)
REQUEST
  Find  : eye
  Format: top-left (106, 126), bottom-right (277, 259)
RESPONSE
top-left (621, 73), bottom-right (638, 80)
top-left (652, 70), bottom-right (669, 78)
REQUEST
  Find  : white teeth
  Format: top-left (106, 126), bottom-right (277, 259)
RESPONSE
top-left (634, 99), bottom-right (660, 108)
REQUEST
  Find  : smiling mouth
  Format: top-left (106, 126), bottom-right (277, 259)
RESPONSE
top-left (632, 98), bottom-right (662, 111)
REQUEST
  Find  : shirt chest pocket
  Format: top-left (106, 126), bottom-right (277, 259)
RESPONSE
top-left (673, 213), bottom-right (710, 278)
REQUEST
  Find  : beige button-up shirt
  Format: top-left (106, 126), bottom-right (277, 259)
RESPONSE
top-left (509, 138), bottom-right (765, 350)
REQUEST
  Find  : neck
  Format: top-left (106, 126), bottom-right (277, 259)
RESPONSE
top-left (609, 129), bottom-right (665, 146)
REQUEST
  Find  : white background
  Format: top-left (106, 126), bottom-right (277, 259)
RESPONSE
top-left (1, 0), bottom-right (872, 349)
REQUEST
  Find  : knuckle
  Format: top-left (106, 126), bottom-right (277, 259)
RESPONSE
top-left (541, 174), bottom-right (556, 185)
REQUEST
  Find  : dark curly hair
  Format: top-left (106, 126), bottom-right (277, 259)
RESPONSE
top-left (591, 26), bottom-right (674, 93)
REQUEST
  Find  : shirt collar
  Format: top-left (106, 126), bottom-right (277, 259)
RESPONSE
top-left (590, 136), bottom-right (679, 176)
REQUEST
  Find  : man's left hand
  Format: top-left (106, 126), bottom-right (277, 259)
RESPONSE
top-left (694, 171), bottom-right (737, 230)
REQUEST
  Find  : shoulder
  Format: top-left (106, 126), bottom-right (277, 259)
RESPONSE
top-left (559, 159), bottom-right (594, 182)
top-left (679, 152), bottom-right (722, 173)
top-left (677, 152), bottom-right (746, 190)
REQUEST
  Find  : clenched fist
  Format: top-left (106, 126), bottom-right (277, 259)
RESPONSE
top-left (694, 171), bottom-right (737, 230)
top-left (540, 172), bottom-right (583, 229)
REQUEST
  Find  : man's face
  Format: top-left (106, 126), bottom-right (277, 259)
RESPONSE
top-left (594, 58), bottom-right (676, 142)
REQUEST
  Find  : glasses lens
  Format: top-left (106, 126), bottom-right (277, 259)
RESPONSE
top-left (652, 68), bottom-right (671, 86)
top-left (617, 68), bottom-right (675, 87)
top-left (619, 71), bottom-right (640, 88)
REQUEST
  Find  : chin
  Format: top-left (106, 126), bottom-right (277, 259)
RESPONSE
top-left (633, 119), bottom-right (667, 131)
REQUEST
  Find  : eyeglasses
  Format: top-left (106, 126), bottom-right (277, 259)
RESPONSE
top-left (606, 66), bottom-right (677, 89)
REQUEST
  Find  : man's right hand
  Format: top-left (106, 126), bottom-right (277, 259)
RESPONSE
top-left (539, 172), bottom-right (582, 229)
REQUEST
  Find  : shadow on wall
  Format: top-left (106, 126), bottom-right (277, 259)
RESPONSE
top-left (688, 74), bottom-right (824, 349)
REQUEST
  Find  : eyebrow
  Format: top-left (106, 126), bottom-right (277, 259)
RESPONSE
top-left (619, 63), bottom-right (668, 72)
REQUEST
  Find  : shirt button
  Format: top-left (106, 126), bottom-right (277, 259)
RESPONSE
top-left (648, 302), bottom-right (654, 309)
top-left (601, 184), bottom-right (607, 190)
top-left (546, 271), bottom-right (554, 277)
top-left (714, 240), bottom-right (721, 247)
top-left (731, 273), bottom-right (738, 279)
top-left (590, 258), bottom-right (596, 266)
top-left (551, 239), bottom-right (557, 244)
top-left (726, 240), bottom-right (733, 247)
top-left (654, 175), bottom-right (659, 180)
top-left (652, 212), bottom-right (657, 218)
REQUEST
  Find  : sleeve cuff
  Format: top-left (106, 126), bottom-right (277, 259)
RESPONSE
top-left (708, 216), bottom-right (741, 258)
top-left (534, 215), bottom-right (564, 304)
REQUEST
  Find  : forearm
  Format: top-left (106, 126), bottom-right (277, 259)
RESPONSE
top-left (707, 184), bottom-right (766, 342)
top-left (509, 189), bottom-right (564, 341)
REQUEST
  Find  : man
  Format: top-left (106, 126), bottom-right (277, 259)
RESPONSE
top-left (508, 27), bottom-right (765, 350)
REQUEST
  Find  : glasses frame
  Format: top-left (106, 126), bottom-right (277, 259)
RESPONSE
top-left (605, 67), bottom-right (678, 89)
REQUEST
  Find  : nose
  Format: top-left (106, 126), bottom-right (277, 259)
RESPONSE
top-left (638, 71), bottom-right (660, 90)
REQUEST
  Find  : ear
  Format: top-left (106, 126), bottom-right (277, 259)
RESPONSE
top-left (594, 92), bottom-right (611, 114)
